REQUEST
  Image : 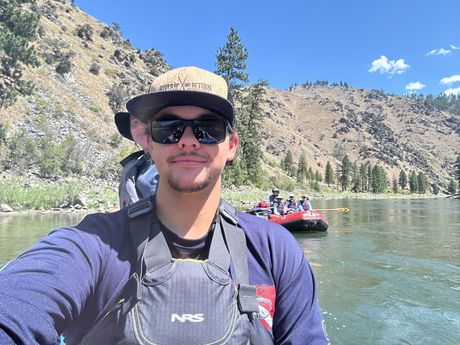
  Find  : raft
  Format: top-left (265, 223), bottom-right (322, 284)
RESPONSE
top-left (246, 208), bottom-right (329, 232)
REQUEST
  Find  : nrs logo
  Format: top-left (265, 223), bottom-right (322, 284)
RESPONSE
top-left (171, 313), bottom-right (205, 323)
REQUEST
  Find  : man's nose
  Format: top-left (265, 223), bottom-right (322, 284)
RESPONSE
top-left (178, 126), bottom-right (199, 148)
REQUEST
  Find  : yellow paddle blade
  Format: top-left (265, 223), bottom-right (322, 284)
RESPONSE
top-left (316, 208), bottom-right (350, 213)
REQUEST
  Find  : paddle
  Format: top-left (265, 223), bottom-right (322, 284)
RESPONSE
top-left (315, 208), bottom-right (350, 213)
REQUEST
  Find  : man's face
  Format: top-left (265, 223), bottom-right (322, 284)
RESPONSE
top-left (129, 115), bottom-right (149, 151)
top-left (148, 106), bottom-right (238, 193)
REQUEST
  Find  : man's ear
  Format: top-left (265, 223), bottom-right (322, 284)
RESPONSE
top-left (227, 132), bottom-right (239, 162)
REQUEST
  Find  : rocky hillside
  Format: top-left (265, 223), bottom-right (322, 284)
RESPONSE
top-left (1, 0), bottom-right (459, 189)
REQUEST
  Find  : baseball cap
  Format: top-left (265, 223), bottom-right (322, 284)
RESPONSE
top-left (126, 66), bottom-right (234, 125)
top-left (114, 112), bottom-right (133, 141)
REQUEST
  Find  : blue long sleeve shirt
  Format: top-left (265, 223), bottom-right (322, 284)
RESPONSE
top-left (0, 209), bottom-right (329, 344)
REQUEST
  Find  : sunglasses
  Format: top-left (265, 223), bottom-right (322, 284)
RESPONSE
top-left (148, 118), bottom-right (230, 144)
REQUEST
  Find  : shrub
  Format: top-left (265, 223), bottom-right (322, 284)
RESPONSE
top-left (89, 61), bottom-right (101, 75)
top-left (76, 23), bottom-right (94, 41)
top-left (0, 123), bottom-right (7, 143)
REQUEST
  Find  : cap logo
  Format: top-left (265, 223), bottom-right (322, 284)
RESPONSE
top-left (158, 77), bottom-right (212, 93)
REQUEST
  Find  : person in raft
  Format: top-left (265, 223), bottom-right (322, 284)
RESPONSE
top-left (0, 66), bottom-right (329, 345)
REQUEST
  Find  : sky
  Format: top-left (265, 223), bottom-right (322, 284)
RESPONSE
top-left (74, 0), bottom-right (460, 96)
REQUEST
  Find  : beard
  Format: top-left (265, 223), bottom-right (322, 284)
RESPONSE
top-left (167, 165), bottom-right (223, 193)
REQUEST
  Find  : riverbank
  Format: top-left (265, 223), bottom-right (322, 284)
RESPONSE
top-left (0, 177), bottom-right (446, 213)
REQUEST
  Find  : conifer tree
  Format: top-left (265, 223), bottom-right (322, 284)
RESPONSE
top-left (392, 177), bottom-right (398, 193)
top-left (371, 164), bottom-right (387, 193)
top-left (399, 169), bottom-right (407, 190)
top-left (351, 162), bottom-right (360, 192)
top-left (409, 171), bottom-right (418, 193)
top-left (447, 178), bottom-right (458, 195)
top-left (340, 154), bottom-right (352, 191)
top-left (215, 27), bottom-right (248, 99)
top-left (238, 80), bottom-right (267, 184)
top-left (315, 170), bottom-right (322, 182)
top-left (417, 172), bottom-right (429, 194)
top-left (324, 161), bottom-right (335, 186)
top-left (296, 152), bottom-right (307, 183)
top-left (216, 28), bottom-right (250, 186)
top-left (283, 150), bottom-right (295, 176)
top-left (455, 154), bottom-right (460, 184)
top-left (0, 0), bottom-right (40, 107)
top-left (359, 163), bottom-right (368, 191)
top-left (367, 164), bottom-right (372, 191)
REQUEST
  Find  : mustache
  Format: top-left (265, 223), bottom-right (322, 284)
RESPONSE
top-left (168, 151), bottom-right (208, 162)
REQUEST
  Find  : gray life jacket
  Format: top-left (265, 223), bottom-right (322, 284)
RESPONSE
top-left (119, 151), bottom-right (159, 208)
top-left (80, 197), bottom-right (273, 345)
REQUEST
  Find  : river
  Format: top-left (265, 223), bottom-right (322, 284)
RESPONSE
top-left (1, 199), bottom-right (459, 344)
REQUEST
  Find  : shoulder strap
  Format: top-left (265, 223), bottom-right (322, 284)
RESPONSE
top-left (127, 197), bottom-right (154, 275)
top-left (119, 150), bottom-right (144, 167)
top-left (127, 196), bottom-right (172, 276)
top-left (218, 200), bottom-right (259, 314)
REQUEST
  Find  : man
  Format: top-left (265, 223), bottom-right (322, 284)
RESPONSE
top-left (268, 187), bottom-right (280, 206)
top-left (272, 195), bottom-right (285, 215)
top-left (284, 194), bottom-right (298, 213)
top-left (299, 195), bottom-right (314, 212)
top-left (115, 111), bottom-right (159, 207)
top-left (0, 66), bottom-right (329, 344)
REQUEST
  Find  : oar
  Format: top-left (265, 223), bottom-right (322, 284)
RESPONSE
top-left (315, 208), bottom-right (350, 213)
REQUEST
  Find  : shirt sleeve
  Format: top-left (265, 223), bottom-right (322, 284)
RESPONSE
top-left (239, 214), bottom-right (329, 345)
top-left (272, 247), bottom-right (329, 345)
top-left (0, 224), bottom-right (109, 344)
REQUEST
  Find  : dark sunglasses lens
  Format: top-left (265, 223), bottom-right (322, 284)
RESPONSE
top-left (149, 118), bottom-right (228, 144)
top-left (192, 119), bottom-right (227, 144)
top-left (150, 120), bottom-right (185, 144)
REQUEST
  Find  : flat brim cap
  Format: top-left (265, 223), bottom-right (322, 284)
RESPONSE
top-left (126, 66), bottom-right (234, 125)
top-left (114, 112), bottom-right (133, 140)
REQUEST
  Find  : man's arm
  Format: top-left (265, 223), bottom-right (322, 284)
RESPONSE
top-left (268, 228), bottom-right (329, 344)
top-left (0, 227), bottom-right (105, 344)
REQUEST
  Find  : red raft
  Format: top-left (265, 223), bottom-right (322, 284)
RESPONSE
top-left (247, 208), bottom-right (329, 232)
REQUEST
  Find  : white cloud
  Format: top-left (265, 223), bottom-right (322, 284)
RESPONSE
top-left (405, 82), bottom-right (426, 91)
top-left (426, 48), bottom-right (451, 56)
top-left (368, 56), bottom-right (410, 75)
top-left (440, 75), bottom-right (460, 85)
top-left (443, 86), bottom-right (460, 96)
top-left (450, 44), bottom-right (460, 50)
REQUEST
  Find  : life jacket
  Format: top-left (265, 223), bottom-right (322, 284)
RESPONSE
top-left (285, 199), bottom-right (297, 209)
top-left (80, 197), bottom-right (273, 345)
top-left (119, 151), bottom-right (159, 208)
top-left (299, 200), bottom-right (311, 211)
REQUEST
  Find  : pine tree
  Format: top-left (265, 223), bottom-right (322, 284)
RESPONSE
top-left (216, 28), bottom-right (250, 186)
top-left (0, 0), bottom-right (40, 107)
top-left (283, 150), bottom-right (295, 177)
top-left (417, 172), bottom-right (429, 194)
top-left (455, 154), bottom-right (460, 184)
top-left (359, 163), bottom-right (368, 192)
top-left (296, 152), bottom-right (307, 183)
top-left (371, 164), bottom-right (387, 193)
top-left (399, 169), bottom-right (407, 190)
top-left (367, 164), bottom-right (372, 192)
top-left (215, 27), bottom-right (248, 99)
top-left (409, 171), bottom-right (418, 193)
top-left (392, 177), bottom-right (398, 193)
top-left (447, 178), bottom-right (458, 195)
top-left (307, 167), bottom-right (314, 181)
top-left (315, 170), bottom-right (322, 182)
top-left (238, 80), bottom-right (267, 185)
top-left (324, 161), bottom-right (335, 186)
top-left (340, 154), bottom-right (352, 191)
top-left (351, 162), bottom-right (360, 192)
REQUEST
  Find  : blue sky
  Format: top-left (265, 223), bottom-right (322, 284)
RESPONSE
top-left (75, 0), bottom-right (460, 96)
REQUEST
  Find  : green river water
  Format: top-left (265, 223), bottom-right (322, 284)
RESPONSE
top-left (1, 199), bottom-right (459, 344)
